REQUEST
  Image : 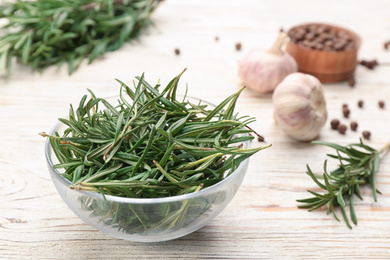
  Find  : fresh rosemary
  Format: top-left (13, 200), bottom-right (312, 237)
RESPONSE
top-left (297, 139), bottom-right (390, 229)
top-left (40, 69), bottom-right (270, 234)
top-left (40, 68), bottom-right (270, 199)
top-left (0, 0), bottom-right (161, 77)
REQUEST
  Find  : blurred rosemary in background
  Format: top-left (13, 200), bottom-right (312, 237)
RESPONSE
top-left (0, 0), bottom-right (162, 77)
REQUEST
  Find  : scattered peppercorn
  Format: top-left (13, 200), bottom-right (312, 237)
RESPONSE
top-left (357, 100), bottom-right (364, 108)
top-left (215, 36), bottom-right (219, 41)
top-left (350, 121), bottom-right (358, 131)
top-left (330, 119), bottom-right (340, 130)
top-left (359, 59), bottom-right (378, 70)
top-left (348, 77), bottom-right (355, 87)
top-left (338, 124), bottom-right (347, 134)
top-left (174, 48), bottom-right (180, 55)
top-left (235, 42), bottom-right (242, 51)
top-left (342, 108), bottom-right (350, 118)
top-left (342, 103), bottom-right (348, 109)
top-left (362, 130), bottom-right (371, 140)
top-left (378, 100), bottom-right (385, 109)
top-left (384, 40), bottom-right (390, 50)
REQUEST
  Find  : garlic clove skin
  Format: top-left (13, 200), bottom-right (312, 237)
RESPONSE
top-left (238, 32), bottom-right (298, 94)
top-left (272, 72), bottom-right (327, 141)
top-left (238, 50), bottom-right (297, 94)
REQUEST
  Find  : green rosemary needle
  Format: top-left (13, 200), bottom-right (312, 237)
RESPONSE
top-left (40, 68), bottom-right (271, 199)
top-left (0, 0), bottom-right (161, 77)
top-left (297, 139), bottom-right (390, 229)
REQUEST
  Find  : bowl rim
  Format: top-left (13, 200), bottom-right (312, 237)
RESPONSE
top-left (45, 96), bottom-right (251, 204)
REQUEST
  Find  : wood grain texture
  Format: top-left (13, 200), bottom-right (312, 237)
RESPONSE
top-left (1, 0), bottom-right (390, 259)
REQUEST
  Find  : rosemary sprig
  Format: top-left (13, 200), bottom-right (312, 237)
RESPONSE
top-left (0, 0), bottom-right (161, 77)
top-left (297, 139), bottom-right (390, 229)
top-left (40, 68), bottom-right (270, 199)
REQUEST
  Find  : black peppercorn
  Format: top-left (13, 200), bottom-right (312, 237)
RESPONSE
top-left (342, 108), bottom-right (350, 118)
top-left (287, 24), bottom-right (356, 51)
top-left (359, 59), bottom-right (379, 69)
top-left (379, 100), bottom-right (385, 109)
top-left (362, 130), bottom-right (371, 140)
top-left (350, 121), bottom-right (358, 131)
top-left (348, 77), bottom-right (355, 87)
top-left (174, 48), bottom-right (180, 55)
top-left (385, 40), bottom-right (390, 50)
top-left (357, 100), bottom-right (364, 108)
top-left (330, 119), bottom-right (340, 130)
top-left (338, 124), bottom-right (347, 134)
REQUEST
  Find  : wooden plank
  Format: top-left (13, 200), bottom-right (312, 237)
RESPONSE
top-left (1, 0), bottom-right (390, 258)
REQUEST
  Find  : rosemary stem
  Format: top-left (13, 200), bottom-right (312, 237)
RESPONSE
top-left (379, 142), bottom-right (390, 154)
top-left (245, 125), bottom-right (265, 141)
top-left (38, 132), bottom-right (56, 138)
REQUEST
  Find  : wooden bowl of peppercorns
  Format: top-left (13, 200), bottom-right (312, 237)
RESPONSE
top-left (286, 23), bottom-right (361, 83)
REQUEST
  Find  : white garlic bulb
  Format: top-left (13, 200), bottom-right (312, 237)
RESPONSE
top-left (272, 72), bottom-right (327, 141)
top-left (238, 32), bottom-right (298, 94)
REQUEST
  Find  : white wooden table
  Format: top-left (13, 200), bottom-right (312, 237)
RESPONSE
top-left (1, 0), bottom-right (390, 258)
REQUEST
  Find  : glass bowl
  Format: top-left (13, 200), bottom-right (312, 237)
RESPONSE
top-left (44, 98), bottom-right (251, 243)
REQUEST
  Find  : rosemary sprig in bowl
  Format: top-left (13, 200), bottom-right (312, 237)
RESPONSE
top-left (297, 139), bottom-right (390, 229)
top-left (0, 0), bottom-right (162, 77)
top-left (40, 69), bottom-right (270, 241)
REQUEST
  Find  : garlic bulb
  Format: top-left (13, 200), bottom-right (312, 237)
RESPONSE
top-left (238, 32), bottom-right (298, 94)
top-left (272, 72), bottom-right (327, 141)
